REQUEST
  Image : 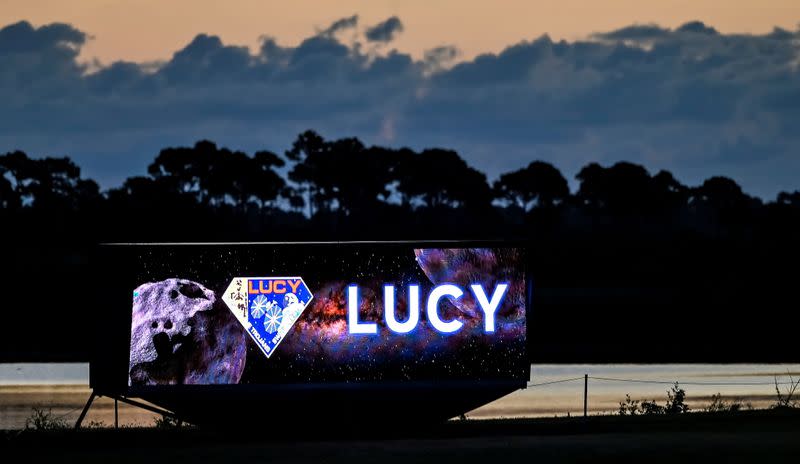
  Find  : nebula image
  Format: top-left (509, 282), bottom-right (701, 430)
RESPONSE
top-left (261, 247), bottom-right (527, 383)
top-left (128, 278), bottom-right (247, 386)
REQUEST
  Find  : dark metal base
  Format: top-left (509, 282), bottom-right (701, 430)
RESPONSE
top-left (74, 391), bottom-right (180, 429)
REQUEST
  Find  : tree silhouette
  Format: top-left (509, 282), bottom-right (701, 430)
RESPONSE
top-left (776, 191), bottom-right (800, 208)
top-left (394, 148), bottom-right (491, 209)
top-left (291, 136), bottom-right (371, 215)
top-left (0, 150), bottom-right (99, 211)
top-left (575, 161), bottom-right (688, 216)
top-left (0, 154), bottom-right (21, 210)
top-left (493, 160), bottom-right (569, 210)
top-left (286, 132), bottom-right (403, 217)
top-left (146, 143), bottom-right (206, 196)
top-left (286, 130), bottom-right (329, 216)
top-left (251, 150), bottom-right (288, 209)
top-left (147, 140), bottom-right (286, 209)
top-left (329, 143), bottom-right (401, 216)
top-left (576, 161), bottom-right (650, 212)
top-left (691, 176), bottom-right (758, 211)
top-left (651, 170), bottom-right (690, 211)
top-left (688, 176), bottom-right (763, 229)
top-left (107, 175), bottom-right (195, 209)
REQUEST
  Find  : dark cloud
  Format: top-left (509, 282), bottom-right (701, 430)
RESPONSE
top-left (0, 20), bottom-right (86, 54)
top-left (593, 23), bottom-right (670, 41)
top-left (676, 20), bottom-right (718, 35)
top-left (320, 14), bottom-right (358, 37)
top-left (159, 34), bottom-right (252, 83)
top-left (594, 20), bottom-right (718, 41)
top-left (1, 17), bottom-right (800, 198)
top-left (0, 21), bottom-right (87, 92)
top-left (365, 16), bottom-right (404, 43)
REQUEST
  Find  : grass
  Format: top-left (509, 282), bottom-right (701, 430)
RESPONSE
top-left (3, 408), bottom-right (800, 464)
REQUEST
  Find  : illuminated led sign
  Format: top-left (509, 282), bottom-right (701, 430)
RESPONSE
top-left (127, 246), bottom-right (527, 387)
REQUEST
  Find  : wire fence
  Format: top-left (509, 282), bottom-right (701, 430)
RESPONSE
top-left (529, 376), bottom-right (586, 387)
top-left (530, 376), bottom-right (799, 388)
top-left (524, 373), bottom-right (800, 418)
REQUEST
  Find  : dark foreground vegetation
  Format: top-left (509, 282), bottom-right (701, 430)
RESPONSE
top-left (4, 409), bottom-right (800, 464)
top-left (2, 130), bottom-right (800, 362)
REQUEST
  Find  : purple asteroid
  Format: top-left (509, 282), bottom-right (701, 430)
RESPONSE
top-left (414, 248), bottom-right (526, 326)
top-left (129, 278), bottom-right (246, 386)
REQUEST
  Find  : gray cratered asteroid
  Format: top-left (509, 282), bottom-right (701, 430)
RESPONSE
top-left (129, 278), bottom-right (246, 386)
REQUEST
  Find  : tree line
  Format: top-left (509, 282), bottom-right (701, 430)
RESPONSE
top-left (1, 130), bottom-right (799, 362)
top-left (2, 129), bottom-right (799, 243)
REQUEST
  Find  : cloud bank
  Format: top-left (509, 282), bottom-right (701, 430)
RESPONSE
top-left (1, 17), bottom-right (799, 197)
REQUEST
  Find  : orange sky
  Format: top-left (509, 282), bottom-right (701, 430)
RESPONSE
top-left (2, 0), bottom-right (799, 63)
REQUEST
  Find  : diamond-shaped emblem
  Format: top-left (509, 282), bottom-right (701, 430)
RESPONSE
top-left (222, 277), bottom-right (313, 358)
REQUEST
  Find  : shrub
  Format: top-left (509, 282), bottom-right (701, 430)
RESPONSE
top-left (153, 414), bottom-right (181, 429)
top-left (705, 393), bottom-right (748, 413)
top-left (664, 382), bottom-right (689, 414)
top-left (25, 407), bottom-right (68, 431)
top-left (618, 383), bottom-right (689, 416)
top-left (639, 400), bottom-right (665, 415)
top-left (618, 394), bottom-right (640, 416)
top-left (772, 374), bottom-right (799, 409)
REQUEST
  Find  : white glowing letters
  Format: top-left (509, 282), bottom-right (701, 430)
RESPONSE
top-left (348, 283), bottom-right (508, 334)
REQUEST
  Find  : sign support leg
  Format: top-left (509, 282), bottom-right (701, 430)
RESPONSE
top-left (74, 392), bottom-right (96, 430)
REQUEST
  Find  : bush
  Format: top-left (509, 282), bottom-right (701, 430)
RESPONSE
top-left (772, 374), bottom-right (799, 409)
top-left (25, 407), bottom-right (68, 431)
top-left (619, 383), bottom-right (689, 416)
top-left (639, 400), bottom-right (665, 415)
top-left (705, 393), bottom-right (749, 413)
top-left (618, 394), bottom-right (640, 416)
top-left (665, 382), bottom-right (689, 414)
top-left (153, 415), bottom-right (181, 429)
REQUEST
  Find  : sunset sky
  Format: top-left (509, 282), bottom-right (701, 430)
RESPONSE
top-left (1, 1), bottom-right (799, 197)
top-left (3, 1), bottom-right (798, 63)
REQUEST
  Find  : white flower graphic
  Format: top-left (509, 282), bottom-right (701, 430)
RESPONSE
top-left (250, 294), bottom-right (270, 319)
top-left (263, 305), bottom-right (283, 333)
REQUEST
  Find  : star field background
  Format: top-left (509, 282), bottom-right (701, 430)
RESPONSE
top-left (131, 244), bottom-right (527, 384)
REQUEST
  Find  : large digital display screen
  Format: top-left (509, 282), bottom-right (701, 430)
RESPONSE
top-left (127, 245), bottom-right (527, 387)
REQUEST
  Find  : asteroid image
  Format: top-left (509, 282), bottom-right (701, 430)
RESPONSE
top-left (414, 248), bottom-right (526, 327)
top-left (129, 278), bottom-right (246, 386)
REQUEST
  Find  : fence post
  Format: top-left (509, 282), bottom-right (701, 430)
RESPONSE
top-left (583, 374), bottom-right (588, 418)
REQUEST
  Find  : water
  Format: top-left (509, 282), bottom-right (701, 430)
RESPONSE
top-left (1, 363), bottom-right (798, 428)
top-left (0, 363), bottom-right (88, 385)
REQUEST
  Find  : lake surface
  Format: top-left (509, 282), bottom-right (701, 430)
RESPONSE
top-left (1, 363), bottom-right (798, 429)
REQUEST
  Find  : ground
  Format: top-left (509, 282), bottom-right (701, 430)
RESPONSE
top-left (3, 410), bottom-right (800, 463)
